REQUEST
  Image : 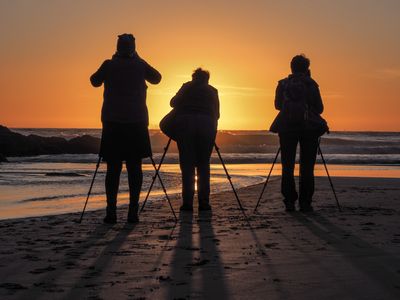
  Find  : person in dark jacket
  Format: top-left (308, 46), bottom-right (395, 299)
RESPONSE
top-left (90, 34), bottom-right (161, 224)
top-left (270, 54), bottom-right (326, 212)
top-left (171, 68), bottom-right (220, 212)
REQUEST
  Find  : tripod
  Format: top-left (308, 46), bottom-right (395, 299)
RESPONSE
top-left (139, 139), bottom-right (178, 222)
top-left (78, 145), bottom-right (178, 223)
top-left (214, 143), bottom-right (247, 216)
top-left (141, 138), bottom-right (247, 218)
top-left (78, 155), bottom-right (102, 223)
top-left (254, 140), bottom-right (342, 213)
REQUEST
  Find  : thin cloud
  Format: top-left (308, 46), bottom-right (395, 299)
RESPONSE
top-left (371, 68), bottom-right (400, 79)
top-left (323, 92), bottom-right (344, 99)
top-left (149, 84), bottom-right (272, 97)
top-left (175, 74), bottom-right (190, 79)
top-left (215, 84), bottom-right (266, 92)
top-left (216, 85), bottom-right (272, 97)
top-left (148, 88), bottom-right (177, 96)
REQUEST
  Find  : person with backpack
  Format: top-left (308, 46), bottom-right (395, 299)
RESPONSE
top-left (170, 68), bottom-right (220, 212)
top-left (270, 54), bottom-right (328, 212)
top-left (90, 34), bottom-right (161, 224)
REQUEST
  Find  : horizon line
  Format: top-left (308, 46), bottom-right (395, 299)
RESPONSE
top-left (6, 126), bottom-right (400, 133)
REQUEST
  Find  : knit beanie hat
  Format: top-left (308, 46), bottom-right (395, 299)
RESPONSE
top-left (116, 33), bottom-right (135, 55)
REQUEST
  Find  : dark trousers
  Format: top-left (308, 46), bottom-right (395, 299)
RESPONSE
top-left (279, 132), bottom-right (319, 208)
top-left (105, 158), bottom-right (142, 216)
top-left (176, 114), bottom-right (216, 207)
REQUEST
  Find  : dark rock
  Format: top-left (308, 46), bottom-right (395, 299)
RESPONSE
top-left (0, 153), bottom-right (8, 162)
top-left (0, 125), bottom-right (12, 134)
top-left (0, 124), bottom-right (284, 159)
top-left (0, 282), bottom-right (28, 290)
top-left (0, 124), bottom-right (100, 157)
top-left (67, 135), bottom-right (100, 153)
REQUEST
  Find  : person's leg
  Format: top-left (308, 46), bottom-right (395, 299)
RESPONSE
top-left (196, 117), bottom-right (215, 210)
top-left (196, 149), bottom-right (213, 210)
top-left (177, 141), bottom-right (196, 210)
top-left (176, 115), bottom-right (196, 210)
top-left (105, 160), bottom-right (123, 222)
top-left (279, 132), bottom-right (299, 211)
top-left (299, 134), bottom-right (319, 211)
top-left (196, 159), bottom-right (211, 209)
top-left (126, 158), bottom-right (143, 222)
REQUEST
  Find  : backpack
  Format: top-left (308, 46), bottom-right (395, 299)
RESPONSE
top-left (159, 108), bottom-right (178, 141)
top-left (281, 75), bottom-right (309, 123)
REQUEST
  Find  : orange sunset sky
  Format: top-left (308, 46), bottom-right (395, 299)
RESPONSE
top-left (0, 0), bottom-right (399, 131)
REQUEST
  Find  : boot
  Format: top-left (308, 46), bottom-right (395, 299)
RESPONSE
top-left (299, 199), bottom-right (313, 213)
top-left (198, 199), bottom-right (211, 211)
top-left (180, 204), bottom-right (193, 212)
top-left (127, 204), bottom-right (139, 224)
top-left (283, 199), bottom-right (296, 212)
top-left (180, 195), bottom-right (193, 212)
top-left (104, 205), bottom-right (117, 224)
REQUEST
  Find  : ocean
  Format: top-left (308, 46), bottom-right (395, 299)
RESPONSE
top-left (0, 129), bottom-right (399, 220)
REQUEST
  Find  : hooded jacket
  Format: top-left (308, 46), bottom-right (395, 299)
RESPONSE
top-left (90, 54), bottom-right (161, 125)
top-left (170, 81), bottom-right (220, 121)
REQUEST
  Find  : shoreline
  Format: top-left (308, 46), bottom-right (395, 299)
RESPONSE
top-left (0, 180), bottom-right (270, 223)
top-left (4, 157), bottom-right (400, 166)
top-left (3, 154), bottom-right (400, 166)
top-left (1, 174), bottom-right (400, 222)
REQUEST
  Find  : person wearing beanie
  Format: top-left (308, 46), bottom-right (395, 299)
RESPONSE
top-left (90, 34), bottom-right (161, 224)
top-left (270, 54), bottom-right (328, 212)
top-left (116, 33), bottom-right (136, 56)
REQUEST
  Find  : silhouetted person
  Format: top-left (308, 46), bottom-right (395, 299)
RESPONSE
top-left (270, 54), bottom-right (327, 212)
top-left (90, 34), bottom-right (161, 224)
top-left (171, 68), bottom-right (220, 212)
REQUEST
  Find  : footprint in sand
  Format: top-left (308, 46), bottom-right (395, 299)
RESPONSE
top-left (0, 282), bottom-right (28, 292)
top-left (33, 282), bottom-right (64, 293)
top-left (22, 254), bottom-right (40, 261)
top-left (29, 265), bottom-right (56, 274)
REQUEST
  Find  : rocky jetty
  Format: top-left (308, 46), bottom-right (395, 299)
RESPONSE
top-left (0, 153), bottom-right (8, 162)
top-left (0, 125), bottom-right (283, 158)
top-left (0, 125), bottom-right (100, 158)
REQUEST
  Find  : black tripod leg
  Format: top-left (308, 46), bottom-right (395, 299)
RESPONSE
top-left (78, 156), bottom-right (101, 223)
top-left (254, 147), bottom-right (280, 213)
top-left (318, 145), bottom-right (342, 212)
top-left (150, 156), bottom-right (177, 222)
top-left (214, 143), bottom-right (246, 215)
top-left (139, 172), bottom-right (157, 214)
top-left (140, 139), bottom-right (172, 214)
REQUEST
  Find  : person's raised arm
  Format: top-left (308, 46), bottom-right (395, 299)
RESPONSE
top-left (170, 84), bottom-right (187, 108)
top-left (275, 81), bottom-right (283, 110)
top-left (274, 81), bottom-right (284, 110)
top-left (144, 62), bottom-right (162, 84)
top-left (214, 89), bottom-right (220, 120)
top-left (90, 60), bottom-right (109, 87)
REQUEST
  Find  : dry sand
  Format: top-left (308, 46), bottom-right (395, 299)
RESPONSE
top-left (0, 176), bottom-right (399, 300)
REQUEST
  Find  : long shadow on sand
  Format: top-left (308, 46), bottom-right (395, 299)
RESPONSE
top-left (63, 223), bottom-right (136, 299)
top-left (245, 212), bottom-right (291, 300)
top-left (166, 211), bottom-right (230, 299)
top-left (293, 212), bottom-right (400, 298)
top-left (16, 221), bottom-right (116, 300)
top-left (167, 212), bottom-right (195, 299)
top-left (198, 211), bottom-right (230, 299)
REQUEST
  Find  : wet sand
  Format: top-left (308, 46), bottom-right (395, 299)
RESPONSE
top-left (0, 176), bottom-right (399, 299)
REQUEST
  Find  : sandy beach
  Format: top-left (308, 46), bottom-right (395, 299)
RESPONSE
top-left (0, 176), bottom-right (399, 300)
